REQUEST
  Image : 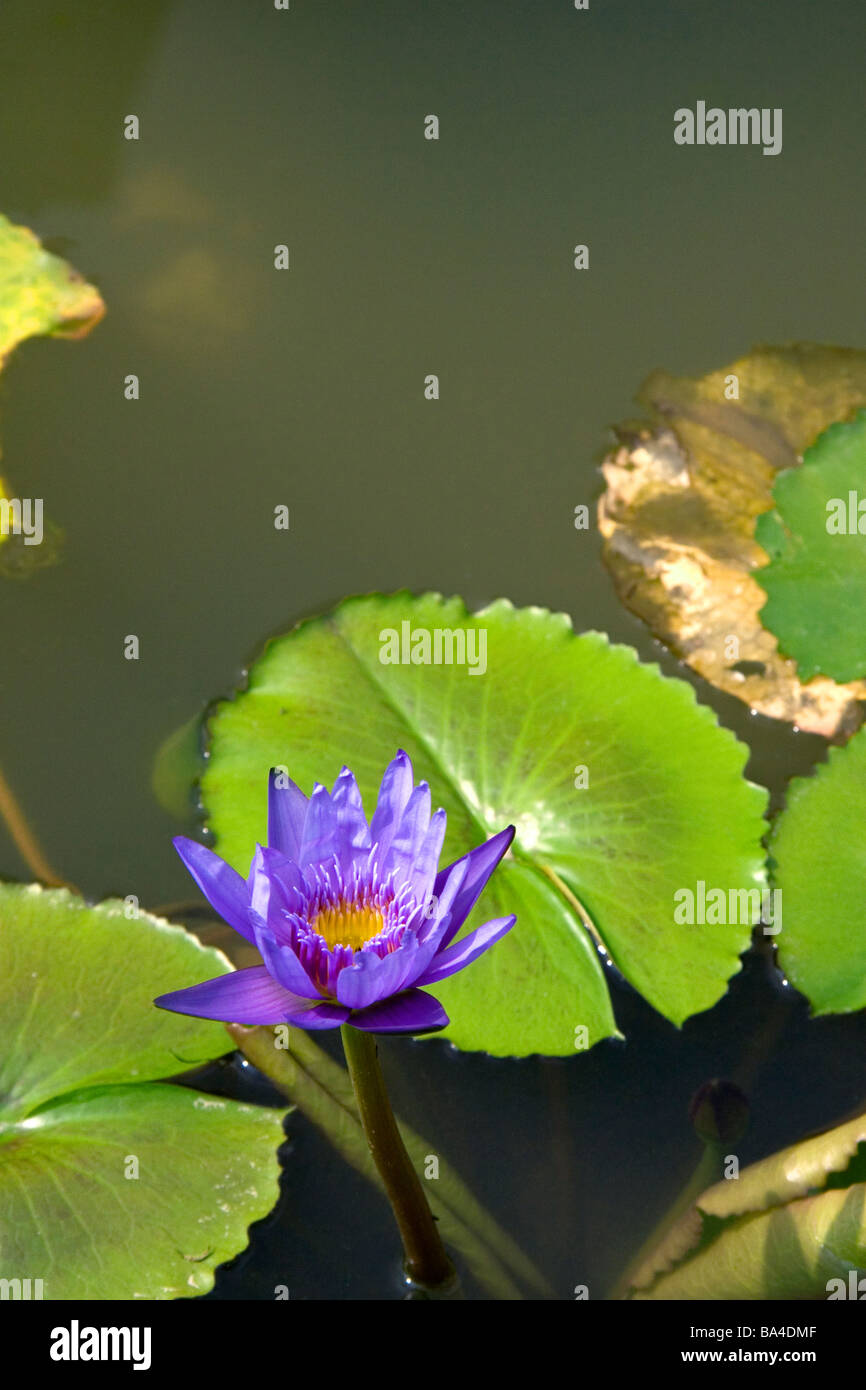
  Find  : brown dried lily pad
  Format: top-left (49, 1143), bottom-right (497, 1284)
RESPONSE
top-left (598, 344), bottom-right (866, 739)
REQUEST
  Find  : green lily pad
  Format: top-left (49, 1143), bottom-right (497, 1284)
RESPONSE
top-left (0, 884), bottom-right (287, 1299)
top-left (755, 412), bottom-right (866, 683)
top-left (629, 1109), bottom-right (866, 1299)
top-left (202, 593), bottom-right (768, 1056)
top-left (768, 726), bottom-right (866, 1014)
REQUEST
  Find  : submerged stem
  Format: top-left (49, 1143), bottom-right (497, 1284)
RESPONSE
top-left (609, 1141), bottom-right (723, 1299)
top-left (340, 1023), bottom-right (456, 1291)
top-left (0, 760), bottom-right (74, 889)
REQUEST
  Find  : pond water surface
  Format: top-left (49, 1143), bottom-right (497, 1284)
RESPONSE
top-left (1, 0), bottom-right (864, 1299)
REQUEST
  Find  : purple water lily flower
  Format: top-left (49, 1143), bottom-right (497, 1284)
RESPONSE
top-left (155, 751), bottom-right (515, 1035)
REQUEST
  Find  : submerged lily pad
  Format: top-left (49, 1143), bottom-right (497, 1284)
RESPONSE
top-left (202, 592), bottom-right (767, 1057)
top-left (628, 1108), bottom-right (866, 1299)
top-left (768, 726), bottom-right (866, 1015)
top-left (152, 710), bottom-right (205, 821)
top-left (0, 884), bottom-right (287, 1299)
top-left (599, 344), bottom-right (866, 737)
top-left (755, 412), bottom-right (866, 683)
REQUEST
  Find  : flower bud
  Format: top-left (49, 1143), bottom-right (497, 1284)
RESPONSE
top-left (689, 1079), bottom-right (749, 1144)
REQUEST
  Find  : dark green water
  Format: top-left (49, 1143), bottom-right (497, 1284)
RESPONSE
top-left (1, 0), bottom-right (864, 1298)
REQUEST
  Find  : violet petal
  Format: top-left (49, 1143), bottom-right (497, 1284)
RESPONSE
top-left (268, 768), bottom-right (309, 860)
top-left (330, 766), bottom-right (371, 850)
top-left (254, 918), bottom-right (321, 998)
top-left (173, 836), bottom-right (256, 944)
top-left (416, 915), bottom-right (516, 985)
top-left (349, 987), bottom-right (449, 1035)
top-left (369, 750), bottom-right (414, 856)
top-left (433, 825), bottom-right (515, 947)
top-left (335, 934), bottom-right (420, 1009)
top-left (155, 965), bottom-right (312, 1024)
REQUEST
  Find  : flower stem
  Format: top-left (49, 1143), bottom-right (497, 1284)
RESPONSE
top-left (340, 1023), bottom-right (456, 1290)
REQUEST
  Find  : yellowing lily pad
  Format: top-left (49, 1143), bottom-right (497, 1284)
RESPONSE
top-left (0, 214), bottom-right (104, 365)
top-left (599, 344), bottom-right (866, 738)
top-left (627, 1107), bottom-right (866, 1299)
top-left (0, 213), bottom-right (104, 565)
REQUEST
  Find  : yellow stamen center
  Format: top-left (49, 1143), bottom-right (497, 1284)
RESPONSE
top-left (313, 902), bottom-right (385, 951)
